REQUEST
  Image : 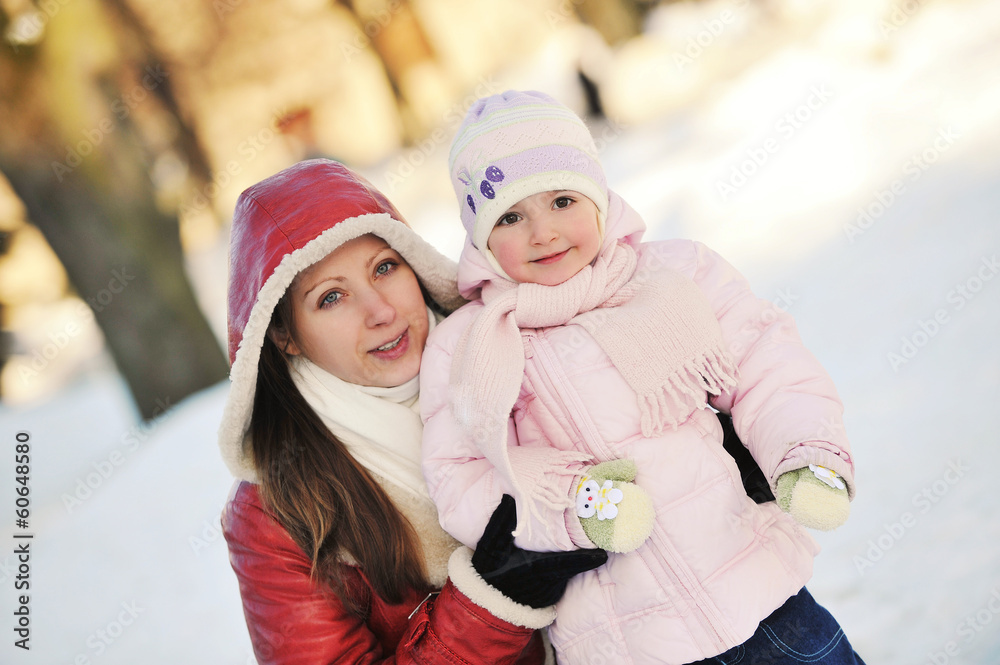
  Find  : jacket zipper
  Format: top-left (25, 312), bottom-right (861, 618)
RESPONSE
top-left (527, 329), bottom-right (734, 654)
top-left (523, 330), bottom-right (610, 459)
top-left (407, 591), bottom-right (440, 620)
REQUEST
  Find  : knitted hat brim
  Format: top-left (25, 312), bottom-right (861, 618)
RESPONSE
top-left (473, 172), bottom-right (609, 251)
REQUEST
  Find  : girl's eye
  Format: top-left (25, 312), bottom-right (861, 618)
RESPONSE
top-left (553, 196), bottom-right (574, 209)
top-left (375, 260), bottom-right (397, 277)
top-left (320, 291), bottom-right (342, 308)
top-left (495, 213), bottom-right (520, 227)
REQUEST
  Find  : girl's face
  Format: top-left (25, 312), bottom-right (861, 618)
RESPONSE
top-left (486, 190), bottom-right (601, 286)
top-left (277, 234), bottom-right (429, 387)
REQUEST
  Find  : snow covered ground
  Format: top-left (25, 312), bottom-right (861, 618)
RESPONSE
top-left (2, 0), bottom-right (999, 663)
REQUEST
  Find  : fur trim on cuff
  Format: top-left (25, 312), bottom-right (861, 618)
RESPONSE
top-left (447, 547), bottom-right (556, 630)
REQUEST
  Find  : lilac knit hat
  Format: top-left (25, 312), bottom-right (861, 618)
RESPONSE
top-left (448, 90), bottom-right (609, 254)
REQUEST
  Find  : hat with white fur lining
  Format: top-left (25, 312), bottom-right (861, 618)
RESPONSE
top-left (218, 159), bottom-right (465, 482)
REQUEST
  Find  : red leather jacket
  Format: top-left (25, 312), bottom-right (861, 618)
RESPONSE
top-left (222, 481), bottom-right (547, 665)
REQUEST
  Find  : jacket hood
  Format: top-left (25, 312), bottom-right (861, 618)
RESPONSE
top-left (220, 158), bottom-right (465, 481)
top-left (455, 190), bottom-right (647, 299)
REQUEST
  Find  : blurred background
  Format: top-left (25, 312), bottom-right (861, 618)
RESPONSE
top-left (1, 0), bottom-right (999, 662)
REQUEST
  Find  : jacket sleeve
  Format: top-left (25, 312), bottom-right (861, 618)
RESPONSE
top-left (661, 240), bottom-right (856, 497)
top-left (420, 306), bottom-right (591, 554)
top-left (221, 481), bottom-right (549, 665)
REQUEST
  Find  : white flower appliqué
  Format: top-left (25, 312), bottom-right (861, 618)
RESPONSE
top-left (809, 464), bottom-right (846, 490)
top-left (576, 476), bottom-right (624, 521)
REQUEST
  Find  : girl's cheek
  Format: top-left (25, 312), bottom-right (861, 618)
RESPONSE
top-left (495, 247), bottom-right (515, 269)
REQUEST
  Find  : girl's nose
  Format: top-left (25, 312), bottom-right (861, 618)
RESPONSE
top-left (529, 215), bottom-right (559, 244)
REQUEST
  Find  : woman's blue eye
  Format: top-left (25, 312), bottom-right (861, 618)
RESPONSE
top-left (321, 291), bottom-right (341, 307)
top-left (375, 260), bottom-right (396, 276)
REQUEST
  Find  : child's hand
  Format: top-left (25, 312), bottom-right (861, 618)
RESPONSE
top-left (575, 459), bottom-right (654, 553)
top-left (775, 464), bottom-right (850, 531)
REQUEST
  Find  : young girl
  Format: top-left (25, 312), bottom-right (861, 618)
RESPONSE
top-left (420, 91), bottom-right (865, 664)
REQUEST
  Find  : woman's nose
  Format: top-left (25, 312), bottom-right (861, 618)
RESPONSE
top-left (360, 288), bottom-right (396, 327)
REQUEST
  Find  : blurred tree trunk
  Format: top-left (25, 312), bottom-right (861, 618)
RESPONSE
top-left (575, 0), bottom-right (650, 46)
top-left (0, 2), bottom-right (227, 419)
top-left (339, 0), bottom-right (443, 141)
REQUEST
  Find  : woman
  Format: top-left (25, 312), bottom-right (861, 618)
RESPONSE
top-left (218, 159), bottom-right (605, 664)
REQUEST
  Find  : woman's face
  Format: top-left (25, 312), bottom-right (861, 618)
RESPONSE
top-left (278, 234), bottom-right (429, 387)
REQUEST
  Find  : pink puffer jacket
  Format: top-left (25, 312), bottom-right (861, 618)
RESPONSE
top-left (420, 198), bottom-right (855, 664)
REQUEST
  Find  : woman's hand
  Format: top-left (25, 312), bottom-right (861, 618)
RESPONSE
top-left (472, 494), bottom-right (608, 608)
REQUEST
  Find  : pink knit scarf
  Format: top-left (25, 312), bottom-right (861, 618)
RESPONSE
top-left (450, 240), bottom-right (738, 536)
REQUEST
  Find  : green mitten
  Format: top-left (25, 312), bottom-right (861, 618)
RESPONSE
top-left (776, 464), bottom-right (850, 531)
top-left (575, 459), bottom-right (655, 553)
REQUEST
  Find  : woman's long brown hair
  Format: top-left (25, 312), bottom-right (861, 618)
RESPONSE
top-left (248, 299), bottom-right (428, 612)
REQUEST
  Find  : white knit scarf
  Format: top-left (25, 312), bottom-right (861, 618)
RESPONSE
top-left (289, 307), bottom-right (459, 586)
top-left (450, 241), bottom-right (738, 536)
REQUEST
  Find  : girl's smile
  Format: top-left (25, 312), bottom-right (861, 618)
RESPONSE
top-left (487, 190), bottom-right (601, 286)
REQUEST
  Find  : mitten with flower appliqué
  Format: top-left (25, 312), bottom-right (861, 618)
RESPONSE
top-left (575, 459), bottom-right (655, 553)
top-left (776, 464), bottom-right (850, 531)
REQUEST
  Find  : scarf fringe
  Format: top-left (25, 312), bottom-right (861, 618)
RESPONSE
top-left (639, 346), bottom-right (739, 437)
top-left (505, 448), bottom-right (593, 542)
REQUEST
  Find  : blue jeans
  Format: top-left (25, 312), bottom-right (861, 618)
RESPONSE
top-left (687, 588), bottom-right (866, 665)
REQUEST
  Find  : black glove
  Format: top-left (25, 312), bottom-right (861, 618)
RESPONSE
top-left (471, 494), bottom-right (608, 609)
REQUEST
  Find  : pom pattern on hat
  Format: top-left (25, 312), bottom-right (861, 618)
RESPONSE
top-left (448, 90), bottom-right (609, 254)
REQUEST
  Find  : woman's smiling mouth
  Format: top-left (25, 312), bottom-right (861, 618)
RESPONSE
top-left (375, 334), bottom-right (403, 351)
top-left (370, 330), bottom-right (410, 360)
